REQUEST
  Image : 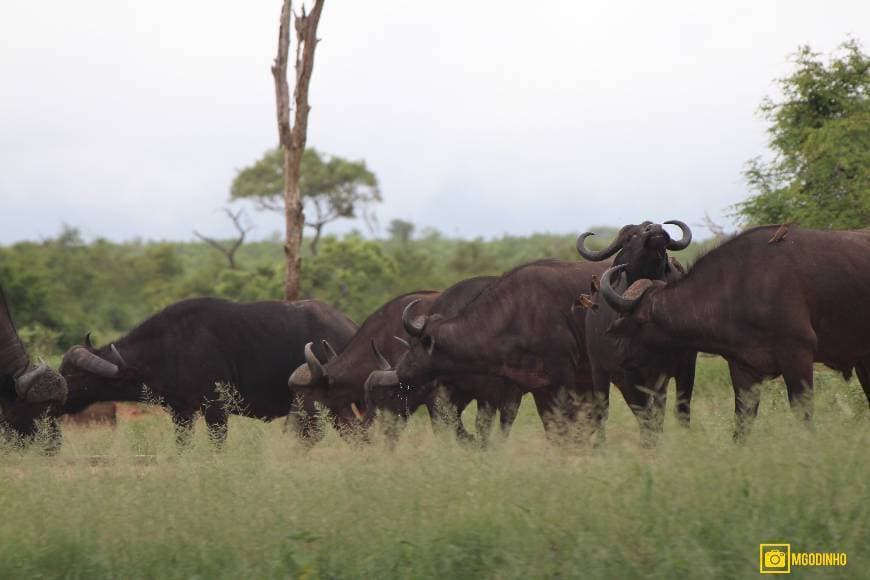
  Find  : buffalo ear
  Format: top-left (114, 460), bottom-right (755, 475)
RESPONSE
top-left (606, 316), bottom-right (640, 337)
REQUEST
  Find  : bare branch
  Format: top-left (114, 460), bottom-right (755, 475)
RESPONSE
top-left (694, 212), bottom-right (729, 240)
top-left (193, 208), bottom-right (254, 270)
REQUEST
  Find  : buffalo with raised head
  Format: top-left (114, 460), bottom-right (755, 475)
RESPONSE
top-left (0, 285), bottom-right (68, 447)
top-left (576, 220), bottom-right (697, 445)
top-left (290, 279), bottom-right (522, 445)
top-left (367, 259), bottom-right (609, 444)
top-left (598, 225), bottom-right (870, 440)
top-left (8, 297), bottom-right (357, 447)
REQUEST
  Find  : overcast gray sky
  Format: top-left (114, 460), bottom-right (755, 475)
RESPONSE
top-left (1, 0), bottom-right (867, 244)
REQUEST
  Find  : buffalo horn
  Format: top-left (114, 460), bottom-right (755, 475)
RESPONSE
top-left (576, 231), bottom-right (624, 261)
top-left (109, 344), bottom-right (128, 368)
top-left (599, 265), bottom-right (641, 314)
top-left (401, 299), bottom-right (426, 337)
top-left (364, 369), bottom-right (400, 393)
top-left (67, 346), bottom-right (120, 378)
top-left (664, 220), bottom-right (692, 251)
top-left (288, 363), bottom-right (312, 387)
top-left (350, 402), bottom-right (364, 421)
top-left (370, 340), bottom-right (392, 371)
top-left (84, 332), bottom-right (94, 348)
top-left (321, 340), bottom-right (338, 361)
top-left (393, 335), bottom-right (410, 349)
top-left (304, 342), bottom-right (326, 380)
top-left (14, 361), bottom-right (68, 404)
top-left (14, 361), bottom-right (49, 397)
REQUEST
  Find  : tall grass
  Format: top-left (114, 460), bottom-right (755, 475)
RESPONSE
top-left (0, 359), bottom-right (866, 579)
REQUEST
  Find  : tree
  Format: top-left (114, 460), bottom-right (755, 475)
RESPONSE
top-left (272, 0), bottom-right (325, 301)
top-left (193, 208), bottom-right (253, 270)
top-left (302, 235), bottom-right (397, 321)
top-left (387, 219), bottom-right (415, 244)
top-left (735, 40), bottom-right (870, 229)
top-left (230, 148), bottom-right (380, 255)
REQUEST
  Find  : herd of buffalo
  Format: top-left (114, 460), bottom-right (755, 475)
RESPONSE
top-left (1, 221), bottom-right (869, 451)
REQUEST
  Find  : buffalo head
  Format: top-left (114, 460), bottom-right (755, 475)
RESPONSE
top-left (0, 285), bottom-right (68, 441)
top-left (577, 220), bottom-right (691, 281)
top-left (59, 334), bottom-right (128, 381)
top-left (287, 340), bottom-right (367, 431)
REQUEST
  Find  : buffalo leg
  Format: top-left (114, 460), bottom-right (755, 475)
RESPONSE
top-left (590, 368), bottom-right (611, 447)
top-left (427, 387), bottom-right (474, 443)
top-left (778, 349), bottom-right (815, 427)
top-left (729, 362), bottom-right (761, 443)
top-left (475, 400), bottom-right (496, 446)
top-left (619, 370), bottom-right (665, 448)
top-left (531, 387), bottom-right (565, 444)
top-left (854, 361), bottom-right (870, 408)
top-left (170, 408), bottom-right (195, 448)
top-left (674, 352), bottom-right (697, 427)
top-left (203, 404), bottom-right (229, 448)
top-left (497, 394), bottom-right (521, 439)
top-left (36, 417), bottom-right (62, 456)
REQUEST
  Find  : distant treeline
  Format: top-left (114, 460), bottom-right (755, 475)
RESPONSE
top-left (0, 225), bottom-right (709, 356)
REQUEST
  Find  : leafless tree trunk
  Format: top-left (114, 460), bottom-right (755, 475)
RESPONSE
top-left (272, 0), bottom-right (325, 301)
top-left (194, 208), bottom-right (253, 270)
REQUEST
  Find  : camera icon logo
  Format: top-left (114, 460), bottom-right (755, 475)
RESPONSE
top-left (760, 544), bottom-right (792, 574)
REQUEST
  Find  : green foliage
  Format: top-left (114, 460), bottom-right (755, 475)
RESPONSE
top-left (737, 40), bottom-right (870, 228)
top-left (302, 235), bottom-right (398, 321)
top-left (387, 219), bottom-right (415, 244)
top-left (0, 224), bottom-right (708, 352)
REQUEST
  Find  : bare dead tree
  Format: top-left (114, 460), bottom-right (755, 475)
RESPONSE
top-left (194, 208), bottom-right (253, 270)
top-left (695, 212), bottom-right (729, 241)
top-left (272, 0), bottom-right (325, 301)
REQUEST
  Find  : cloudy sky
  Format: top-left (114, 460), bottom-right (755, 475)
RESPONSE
top-left (1, 0), bottom-right (866, 244)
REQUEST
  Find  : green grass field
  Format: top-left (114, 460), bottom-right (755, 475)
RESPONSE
top-left (0, 357), bottom-right (866, 579)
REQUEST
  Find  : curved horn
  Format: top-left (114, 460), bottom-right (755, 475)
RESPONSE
top-left (84, 332), bottom-right (94, 348)
top-left (401, 299), bottom-right (426, 337)
top-left (664, 220), bottom-right (692, 251)
top-left (66, 346), bottom-right (119, 378)
top-left (370, 340), bottom-right (392, 371)
top-left (393, 335), bottom-right (410, 349)
top-left (321, 340), bottom-right (338, 362)
top-left (576, 231), bottom-right (624, 261)
top-left (14, 362), bottom-right (48, 399)
top-left (304, 342), bottom-right (325, 380)
top-left (14, 361), bottom-right (68, 404)
top-left (288, 363), bottom-right (312, 387)
top-left (599, 265), bottom-right (641, 314)
top-left (364, 369), bottom-right (399, 394)
top-left (109, 344), bottom-right (128, 368)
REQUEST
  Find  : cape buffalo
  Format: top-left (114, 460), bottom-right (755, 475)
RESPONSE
top-left (599, 225), bottom-right (870, 440)
top-left (0, 285), bottom-right (68, 447)
top-left (11, 297), bottom-right (357, 448)
top-left (290, 280), bottom-right (522, 445)
top-left (367, 259), bottom-right (609, 444)
top-left (576, 220), bottom-right (697, 445)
